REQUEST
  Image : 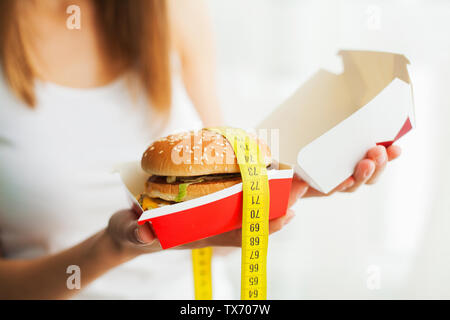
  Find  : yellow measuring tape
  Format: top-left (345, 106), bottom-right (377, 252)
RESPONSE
top-left (203, 127), bottom-right (270, 300)
top-left (192, 247), bottom-right (213, 300)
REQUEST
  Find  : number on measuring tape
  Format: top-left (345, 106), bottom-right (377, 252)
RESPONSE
top-left (250, 223), bottom-right (260, 232)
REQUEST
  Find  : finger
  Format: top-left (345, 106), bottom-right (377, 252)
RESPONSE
top-left (288, 175), bottom-right (309, 206)
top-left (366, 145), bottom-right (388, 185)
top-left (269, 209), bottom-right (295, 234)
top-left (213, 247), bottom-right (237, 256)
top-left (183, 229), bottom-right (242, 248)
top-left (345, 159), bottom-right (376, 192)
top-left (303, 187), bottom-right (326, 197)
top-left (386, 144), bottom-right (402, 161)
top-left (108, 210), bottom-right (138, 244)
top-left (135, 223), bottom-right (157, 245)
top-left (108, 210), bottom-right (156, 247)
top-left (334, 177), bottom-right (356, 192)
top-left (304, 176), bottom-right (355, 197)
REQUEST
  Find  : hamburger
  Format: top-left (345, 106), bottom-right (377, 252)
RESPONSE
top-left (138, 129), bottom-right (271, 208)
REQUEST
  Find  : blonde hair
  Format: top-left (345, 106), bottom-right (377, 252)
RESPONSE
top-left (0, 0), bottom-right (172, 111)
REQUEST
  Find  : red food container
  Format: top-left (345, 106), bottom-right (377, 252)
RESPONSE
top-left (116, 161), bottom-right (293, 249)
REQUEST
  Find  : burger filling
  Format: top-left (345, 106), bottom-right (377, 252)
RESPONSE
top-left (137, 193), bottom-right (174, 209)
top-left (148, 172), bottom-right (242, 185)
top-left (147, 172), bottom-right (242, 202)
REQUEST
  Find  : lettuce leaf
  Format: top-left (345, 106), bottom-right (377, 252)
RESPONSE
top-left (175, 183), bottom-right (191, 202)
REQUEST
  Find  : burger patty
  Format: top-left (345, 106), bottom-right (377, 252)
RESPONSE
top-left (147, 172), bottom-right (242, 185)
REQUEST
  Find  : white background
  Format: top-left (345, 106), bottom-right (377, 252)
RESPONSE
top-left (207, 0), bottom-right (450, 299)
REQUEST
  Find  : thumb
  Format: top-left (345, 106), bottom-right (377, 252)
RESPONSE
top-left (108, 209), bottom-right (157, 247)
top-left (134, 223), bottom-right (157, 245)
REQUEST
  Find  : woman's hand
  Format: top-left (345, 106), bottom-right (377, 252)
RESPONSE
top-left (288, 144), bottom-right (402, 207)
top-left (106, 207), bottom-right (295, 254)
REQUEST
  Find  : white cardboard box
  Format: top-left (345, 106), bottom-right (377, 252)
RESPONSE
top-left (258, 50), bottom-right (415, 193)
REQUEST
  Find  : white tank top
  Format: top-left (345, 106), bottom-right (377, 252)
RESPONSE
top-left (0, 65), bottom-right (234, 299)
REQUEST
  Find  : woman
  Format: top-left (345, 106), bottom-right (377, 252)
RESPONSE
top-left (0, 0), bottom-right (400, 299)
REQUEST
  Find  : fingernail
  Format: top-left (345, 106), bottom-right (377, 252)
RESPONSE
top-left (338, 179), bottom-right (354, 191)
top-left (297, 187), bottom-right (308, 199)
top-left (134, 228), bottom-right (147, 244)
top-left (363, 168), bottom-right (375, 179)
top-left (375, 153), bottom-right (387, 166)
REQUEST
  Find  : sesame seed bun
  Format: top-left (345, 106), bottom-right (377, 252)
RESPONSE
top-left (141, 129), bottom-right (272, 177)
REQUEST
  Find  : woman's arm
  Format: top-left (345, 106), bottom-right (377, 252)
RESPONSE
top-left (168, 0), bottom-right (223, 127)
top-left (0, 228), bottom-right (137, 300)
top-left (0, 207), bottom-right (293, 299)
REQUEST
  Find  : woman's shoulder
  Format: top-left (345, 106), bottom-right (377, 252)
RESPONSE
top-left (167, 0), bottom-right (213, 57)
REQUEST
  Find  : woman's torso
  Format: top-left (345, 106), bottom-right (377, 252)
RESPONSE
top-left (0, 2), bottom-right (234, 299)
top-left (0, 65), bottom-right (235, 299)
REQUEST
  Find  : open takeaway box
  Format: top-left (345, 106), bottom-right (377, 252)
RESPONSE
top-left (115, 50), bottom-right (415, 249)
